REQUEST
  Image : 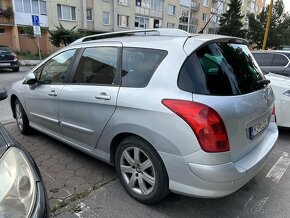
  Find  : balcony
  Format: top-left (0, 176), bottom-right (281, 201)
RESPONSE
top-left (0, 7), bottom-right (14, 25)
top-left (211, 7), bottom-right (223, 15)
top-left (135, 7), bottom-right (163, 19)
top-left (191, 2), bottom-right (200, 11)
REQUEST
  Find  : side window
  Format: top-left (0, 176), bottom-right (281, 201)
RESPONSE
top-left (73, 47), bottom-right (118, 85)
top-left (253, 53), bottom-right (273, 66)
top-left (272, 54), bottom-right (288, 67)
top-left (39, 49), bottom-right (76, 84)
top-left (121, 48), bottom-right (167, 87)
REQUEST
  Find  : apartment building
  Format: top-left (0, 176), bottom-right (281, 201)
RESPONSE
top-left (0, 0), bottom-right (266, 54)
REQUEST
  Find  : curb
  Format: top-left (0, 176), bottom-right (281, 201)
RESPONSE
top-left (19, 60), bottom-right (41, 66)
top-left (2, 119), bottom-right (15, 125)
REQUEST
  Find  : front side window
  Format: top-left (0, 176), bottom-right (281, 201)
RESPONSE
top-left (178, 43), bottom-right (265, 95)
top-left (57, 4), bottom-right (76, 21)
top-left (73, 47), bottom-right (118, 85)
top-left (122, 48), bottom-right (167, 87)
top-left (39, 49), bottom-right (76, 84)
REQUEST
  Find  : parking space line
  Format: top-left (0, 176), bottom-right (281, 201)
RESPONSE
top-left (266, 152), bottom-right (290, 183)
top-left (242, 195), bottom-right (269, 215)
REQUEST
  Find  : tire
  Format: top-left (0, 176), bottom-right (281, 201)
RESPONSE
top-left (15, 99), bottom-right (31, 135)
top-left (115, 136), bottom-right (169, 204)
top-left (12, 67), bottom-right (19, 72)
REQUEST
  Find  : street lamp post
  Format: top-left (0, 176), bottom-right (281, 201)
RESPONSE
top-left (262, 0), bottom-right (274, 50)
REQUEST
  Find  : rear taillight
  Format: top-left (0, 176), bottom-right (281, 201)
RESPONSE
top-left (13, 53), bottom-right (17, 61)
top-left (271, 105), bottom-right (276, 123)
top-left (162, 99), bottom-right (230, 153)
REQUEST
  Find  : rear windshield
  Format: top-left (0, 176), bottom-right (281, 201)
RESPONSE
top-left (178, 43), bottom-right (265, 95)
top-left (0, 47), bottom-right (12, 52)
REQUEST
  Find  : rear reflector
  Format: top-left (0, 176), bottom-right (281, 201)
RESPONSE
top-left (162, 99), bottom-right (230, 153)
top-left (271, 105), bottom-right (276, 123)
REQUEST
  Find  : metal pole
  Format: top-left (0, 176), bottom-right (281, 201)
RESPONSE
top-left (37, 37), bottom-right (41, 61)
top-left (262, 0), bottom-right (274, 50)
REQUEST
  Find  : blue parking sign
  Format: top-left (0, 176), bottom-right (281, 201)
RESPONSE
top-left (32, 15), bottom-right (39, 26)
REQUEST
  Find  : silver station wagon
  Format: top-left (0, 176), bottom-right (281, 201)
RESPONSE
top-left (9, 29), bottom-right (278, 204)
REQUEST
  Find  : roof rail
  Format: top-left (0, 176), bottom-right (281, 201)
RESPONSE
top-left (72, 28), bottom-right (191, 44)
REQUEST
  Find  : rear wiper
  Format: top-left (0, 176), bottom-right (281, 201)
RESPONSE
top-left (256, 79), bottom-right (270, 88)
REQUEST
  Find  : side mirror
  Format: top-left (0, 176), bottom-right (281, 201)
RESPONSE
top-left (24, 72), bottom-right (37, 85)
top-left (0, 85), bottom-right (8, 101)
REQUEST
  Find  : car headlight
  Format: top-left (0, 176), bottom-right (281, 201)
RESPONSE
top-left (0, 147), bottom-right (36, 217)
top-left (283, 90), bottom-right (290, 96)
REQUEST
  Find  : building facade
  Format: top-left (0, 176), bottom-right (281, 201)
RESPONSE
top-left (0, 0), bottom-right (266, 54)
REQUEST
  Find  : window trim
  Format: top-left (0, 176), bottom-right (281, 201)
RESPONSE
top-left (37, 48), bottom-right (79, 85)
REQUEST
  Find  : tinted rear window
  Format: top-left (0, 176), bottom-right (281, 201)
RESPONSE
top-left (178, 43), bottom-right (265, 95)
top-left (252, 53), bottom-right (273, 66)
top-left (272, 54), bottom-right (289, 66)
top-left (121, 48), bottom-right (167, 87)
top-left (0, 46), bottom-right (12, 52)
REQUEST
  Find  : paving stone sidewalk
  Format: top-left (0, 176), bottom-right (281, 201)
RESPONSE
top-left (4, 122), bottom-right (117, 216)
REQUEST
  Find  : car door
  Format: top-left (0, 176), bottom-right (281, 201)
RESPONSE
top-left (58, 44), bottom-right (121, 149)
top-left (24, 49), bottom-right (77, 135)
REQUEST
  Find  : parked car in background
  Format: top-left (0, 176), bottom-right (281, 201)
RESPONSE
top-left (252, 50), bottom-right (290, 77)
top-left (9, 29), bottom-right (278, 204)
top-left (263, 72), bottom-right (290, 128)
top-left (0, 45), bottom-right (19, 72)
top-left (0, 85), bottom-right (49, 217)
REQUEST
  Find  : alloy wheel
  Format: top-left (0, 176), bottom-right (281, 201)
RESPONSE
top-left (120, 146), bottom-right (156, 195)
top-left (15, 103), bottom-right (23, 131)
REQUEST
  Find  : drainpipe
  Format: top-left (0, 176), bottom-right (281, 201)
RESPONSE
top-left (83, 0), bottom-right (87, 30)
top-left (113, 0), bottom-right (118, 31)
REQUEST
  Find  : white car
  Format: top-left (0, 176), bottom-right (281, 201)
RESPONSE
top-left (265, 72), bottom-right (290, 128)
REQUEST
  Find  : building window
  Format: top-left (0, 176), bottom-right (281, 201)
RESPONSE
top-left (118, 15), bottom-right (129, 27)
top-left (203, 0), bottom-right (209, 7)
top-left (87, 9), bottom-right (93, 20)
top-left (135, 16), bottom-right (149, 28)
top-left (136, 0), bottom-right (162, 11)
top-left (23, 0), bottom-right (31, 13)
top-left (168, 5), bottom-right (176, 16)
top-left (40, 1), bottom-right (47, 15)
top-left (15, 0), bottom-right (23, 12)
top-left (118, 0), bottom-right (130, 6)
top-left (103, 11), bottom-right (110, 25)
top-left (202, 13), bottom-right (207, 22)
top-left (0, 29), bottom-right (5, 34)
top-left (167, 23), bottom-right (174, 28)
top-left (57, 4), bottom-right (76, 21)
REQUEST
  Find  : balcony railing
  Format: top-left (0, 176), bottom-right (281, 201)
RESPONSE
top-left (135, 7), bottom-right (163, 19)
top-left (211, 8), bottom-right (223, 15)
top-left (0, 7), bottom-right (14, 25)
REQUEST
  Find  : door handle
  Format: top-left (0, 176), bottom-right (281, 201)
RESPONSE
top-left (48, 90), bottom-right (58, 97)
top-left (95, 92), bottom-right (111, 100)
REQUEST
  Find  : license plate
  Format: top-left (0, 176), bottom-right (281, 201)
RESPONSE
top-left (249, 118), bottom-right (269, 139)
top-left (0, 63), bottom-right (10, 66)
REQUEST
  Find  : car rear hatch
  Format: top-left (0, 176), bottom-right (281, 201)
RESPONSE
top-left (0, 48), bottom-right (14, 61)
top-left (180, 38), bottom-right (275, 162)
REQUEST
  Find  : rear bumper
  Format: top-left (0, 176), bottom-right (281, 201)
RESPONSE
top-left (160, 122), bottom-right (278, 198)
top-left (0, 61), bottom-right (19, 68)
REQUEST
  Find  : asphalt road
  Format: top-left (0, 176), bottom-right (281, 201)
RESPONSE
top-left (1, 67), bottom-right (290, 217)
top-left (0, 67), bottom-right (31, 122)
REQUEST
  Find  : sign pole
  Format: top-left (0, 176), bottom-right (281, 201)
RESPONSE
top-left (37, 37), bottom-right (41, 61)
